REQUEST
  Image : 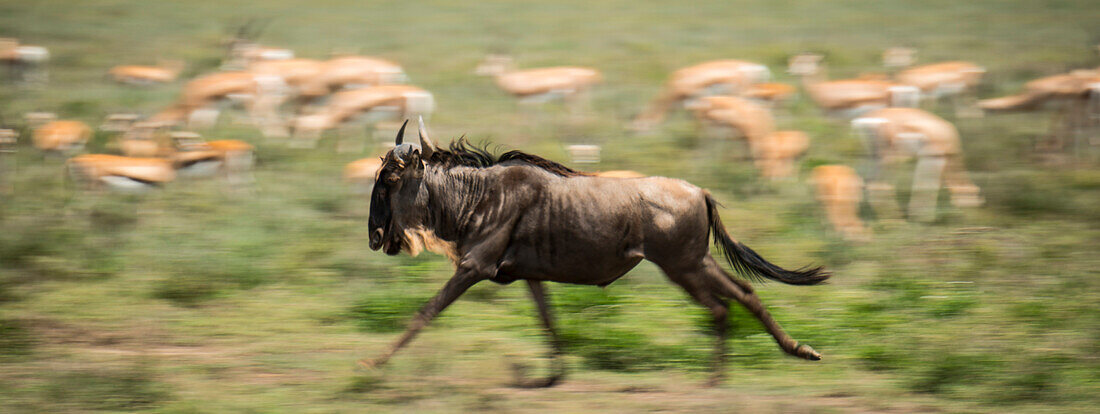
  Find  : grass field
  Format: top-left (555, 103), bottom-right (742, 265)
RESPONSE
top-left (2, 0), bottom-right (1100, 412)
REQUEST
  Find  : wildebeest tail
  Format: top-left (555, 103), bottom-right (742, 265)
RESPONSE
top-left (704, 192), bottom-right (829, 285)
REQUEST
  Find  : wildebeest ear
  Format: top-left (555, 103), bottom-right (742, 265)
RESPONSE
top-left (417, 116), bottom-right (436, 159)
top-left (394, 119), bottom-right (409, 145)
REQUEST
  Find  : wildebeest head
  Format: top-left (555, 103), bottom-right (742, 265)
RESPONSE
top-left (368, 117), bottom-right (438, 255)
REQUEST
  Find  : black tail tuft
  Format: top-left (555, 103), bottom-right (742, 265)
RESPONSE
top-left (704, 193), bottom-right (830, 285)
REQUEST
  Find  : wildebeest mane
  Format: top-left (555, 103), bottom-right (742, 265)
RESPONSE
top-left (428, 137), bottom-right (589, 177)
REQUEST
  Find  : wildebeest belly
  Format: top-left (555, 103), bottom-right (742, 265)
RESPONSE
top-left (496, 176), bottom-right (707, 286)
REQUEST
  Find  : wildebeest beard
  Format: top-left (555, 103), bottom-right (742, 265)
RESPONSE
top-left (361, 118), bottom-right (828, 388)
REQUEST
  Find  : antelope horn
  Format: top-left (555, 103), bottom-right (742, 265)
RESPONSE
top-left (394, 119), bottom-right (409, 145)
top-left (418, 116), bottom-right (436, 159)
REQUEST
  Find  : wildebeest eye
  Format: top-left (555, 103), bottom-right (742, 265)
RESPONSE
top-left (385, 173), bottom-right (400, 184)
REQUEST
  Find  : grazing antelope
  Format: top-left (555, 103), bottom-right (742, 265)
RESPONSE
top-left (151, 71), bottom-right (288, 132)
top-left (31, 118), bottom-right (92, 155)
top-left (787, 53), bottom-right (904, 118)
top-left (632, 59), bottom-right (771, 131)
top-left (689, 96), bottom-right (810, 179)
top-left (291, 84), bottom-right (434, 150)
top-left (979, 69), bottom-right (1100, 151)
top-left (852, 108), bottom-right (982, 222)
top-left (66, 154), bottom-right (176, 193)
top-left (474, 55), bottom-right (602, 114)
top-left (108, 60), bottom-right (185, 85)
top-left (811, 165), bottom-right (869, 241)
top-left (1, 38), bottom-right (49, 84)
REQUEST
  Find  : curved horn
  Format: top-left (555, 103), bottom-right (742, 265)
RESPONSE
top-left (418, 116), bottom-right (436, 159)
top-left (394, 119), bottom-right (409, 145)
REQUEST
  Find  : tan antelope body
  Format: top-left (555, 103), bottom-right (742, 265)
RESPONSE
top-left (292, 84), bottom-right (434, 145)
top-left (853, 108), bottom-right (982, 222)
top-left (633, 59), bottom-right (770, 130)
top-left (690, 96), bottom-right (810, 178)
top-left (109, 60), bottom-right (184, 84)
top-left (475, 55), bottom-right (602, 113)
top-left (895, 61), bottom-right (985, 99)
top-left (788, 54), bottom-right (902, 118)
top-left (593, 170), bottom-right (646, 179)
top-left (67, 154), bottom-right (176, 193)
top-left (979, 69), bottom-right (1100, 151)
top-left (1, 38), bottom-right (49, 84)
top-left (152, 71), bottom-right (286, 130)
top-left (811, 165), bottom-right (869, 241)
top-left (303, 56), bottom-right (407, 97)
top-left (33, 120), bottom-right (91, 154)
top-left (344, 156), bottom-right (383, 195)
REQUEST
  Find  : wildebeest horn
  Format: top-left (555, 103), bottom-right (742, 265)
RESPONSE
top-left (394, 119), bottom-right (409, 145)
top-left (418, 116), bottom-right (435, 159)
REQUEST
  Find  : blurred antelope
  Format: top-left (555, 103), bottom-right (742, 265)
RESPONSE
top-left (787, 53), bottom-right (909, 118)
top-left (67, 154), bottom-right (176, 193)
top-left (0, 127), bottom-right (16, 194)
top-left (474, 55), bottom-right (602, 115)
top-left (108, 60), bottom-right (185, 85)
top-left (71, 130), bottom-right (253, 193)
top-left (632, 59), bottom-right (770, 131)
top-left (811, 165), bottom-right (870, 241)
top-left (1, 38), bottom-right (49, 84)
top-left (883, 48), bottom-right (986, 117)
top-left (688, 96), bottom-right (810, 179)
top-left (979, 68), bottom-right (1100, 151)
top-left (151, 71), bottom-right (288, 133)
top-left (291, 84), bottom-right (434, 150)
top-left (28, 113), bottom-right (91, 155)
top-left (221, 19), bottom-right (293, 70)
top-left (594, 170), bottom-right (646, 179)
top-left (249, 55), bottom-right (406, 116)
top-left (852, 108), bottom-right (982, 222)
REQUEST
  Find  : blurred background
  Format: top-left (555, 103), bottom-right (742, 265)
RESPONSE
top-left (1, 0), bottom-right (1099, 412)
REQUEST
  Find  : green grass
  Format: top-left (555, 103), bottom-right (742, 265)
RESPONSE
top-left (2, 0), bottom-right (1100, 412)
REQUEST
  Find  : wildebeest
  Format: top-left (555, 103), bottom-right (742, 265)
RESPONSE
top-left (362, 118), bottom-right (828, 387)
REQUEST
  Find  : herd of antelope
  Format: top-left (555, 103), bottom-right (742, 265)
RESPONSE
top-left (2, 29), bottom-right (1098, 240)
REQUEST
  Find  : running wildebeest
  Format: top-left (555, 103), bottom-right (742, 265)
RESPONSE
top-left (361, 118), bottom-right (828, 387)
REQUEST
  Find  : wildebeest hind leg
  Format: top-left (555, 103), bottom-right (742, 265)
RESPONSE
top-left (511, 280), bottom-right (566, 388)
top-left (701, 257), bottom-right (822, 361)
top-left (358, 269), bottom-right (484, 369)
top-left (662, 267), bottom-right (730, 386)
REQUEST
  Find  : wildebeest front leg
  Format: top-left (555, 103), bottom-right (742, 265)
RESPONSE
top-left (358, 268), bottom-right (484, 369)
top-left (512, 280), bottom-right (566, 388)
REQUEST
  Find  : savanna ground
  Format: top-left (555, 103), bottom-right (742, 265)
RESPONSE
top-left (2, 0), bottom-right (1100, 412)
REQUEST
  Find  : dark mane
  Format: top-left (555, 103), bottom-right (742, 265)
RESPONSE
top-left (428, 138), bottom-right (590, 177)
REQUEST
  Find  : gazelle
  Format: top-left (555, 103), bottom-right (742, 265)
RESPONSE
top-left (852, 108), bottom-right (982, 222)
top-left (1, 38), bottom-right (49, 84)
top-left (474, 55), bottom-right (602, 114)
top-left (151, 71), bottom-right (288, 133)
top-left (979, 69), bottom-right (1100, 151)
top-left (66, 154), bottom-right (176, 193)
top-left (688, 95), bottom-right (810, 179)
top-left (290, 84), bottom-right (434, 150)
top-left (810, 165), bottom-right (869, 241)
top-left (632, 59), bottom-right (771, 131)
top-left (787, 53), bottom-right (905, 118)
top-left (221, 20), bottom-right (293, 70)
top-left (883, 49), bottom-right (986, 117)
top-left (593, 170), bottom-right (646, 179)
top-left (0, 128), bottom-right (16, 194)
top-left (108, 60), bottom-right (185, 85)
top-left (31, 117), bottom-right (91, 155)
top-left (305, 55), bottom-right (407, 94)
